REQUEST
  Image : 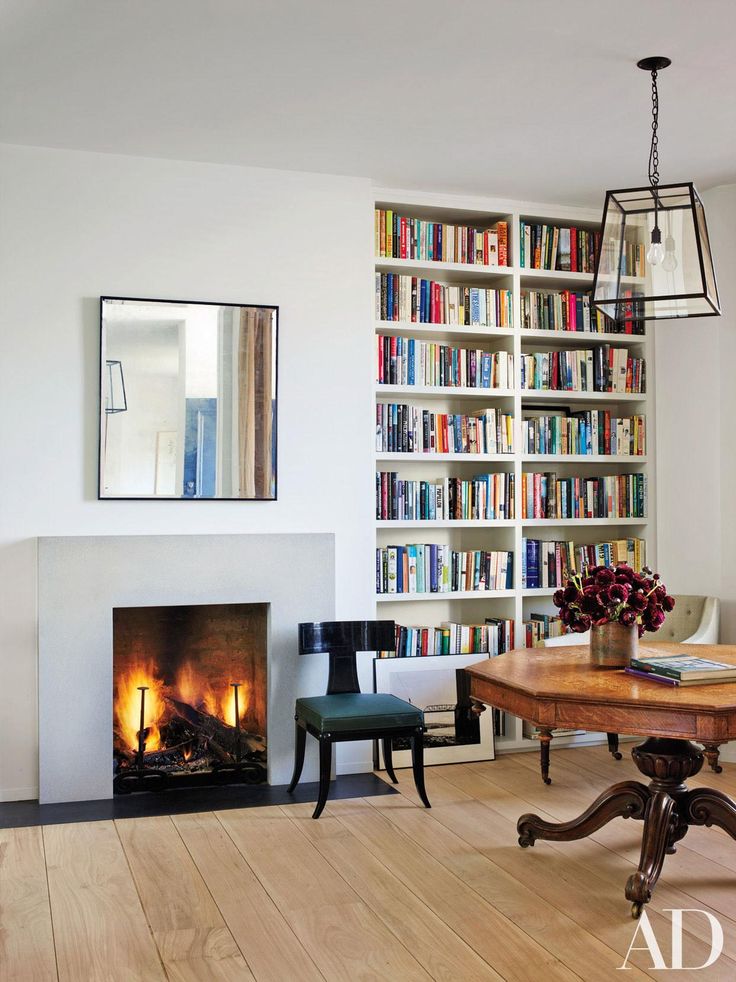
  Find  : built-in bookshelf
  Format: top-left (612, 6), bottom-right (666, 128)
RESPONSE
top-left (372, 190), bottom-right (655, 754)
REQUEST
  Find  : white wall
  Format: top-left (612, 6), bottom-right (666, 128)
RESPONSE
top-left (655, 183), bottom-right (736, 633)
top-left (0, 144), bottom-right (375, 800)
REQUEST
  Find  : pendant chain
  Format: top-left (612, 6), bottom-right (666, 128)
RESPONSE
top-left (648, 69), bottom-right (660, 189)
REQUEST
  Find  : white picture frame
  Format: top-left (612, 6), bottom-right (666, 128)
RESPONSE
top-left (373, 654), bottom-right (496, 768)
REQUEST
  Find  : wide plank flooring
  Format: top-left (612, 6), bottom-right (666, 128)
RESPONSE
top-left (2, 745), bottom-right (736, 980)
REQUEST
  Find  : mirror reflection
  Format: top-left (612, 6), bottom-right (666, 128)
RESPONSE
top-left (100, 298), bottom-right (277, 499)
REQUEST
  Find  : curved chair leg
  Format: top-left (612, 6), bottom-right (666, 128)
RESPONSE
top-left (703, 743), bottom-right (723, 774)
top-left (287, 719), bottom-right (306, 793)
top-left (607, 732), bottom-right (623, 761)
top-left (312, 736), bottom-right (332, 819)
top-left (539, 728), bottom-right (553, 785)
top-left (382, 737), bottom-right (398, 783)
top-left (410, 729), bottom-right (431, 808)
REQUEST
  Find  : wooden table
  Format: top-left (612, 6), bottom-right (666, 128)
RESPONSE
top-left (466, 642), bottom-right (736, 918)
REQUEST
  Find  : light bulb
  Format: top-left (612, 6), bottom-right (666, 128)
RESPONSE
top-left (661, 234), bottom-right (678, 272)
top-left (647, 241), bottom-right (664, 266)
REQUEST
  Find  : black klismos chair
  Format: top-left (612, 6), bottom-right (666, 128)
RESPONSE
top-left (287, 620), bottom-right (431, 818)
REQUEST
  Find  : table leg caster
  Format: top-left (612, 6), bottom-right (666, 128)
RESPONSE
top-left (631, 902), bottom-right (643, 920)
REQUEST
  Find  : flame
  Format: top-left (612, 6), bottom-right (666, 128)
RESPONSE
top-left (182, 744), bottom-right (193, 762)
top-left (175, 661), bottom-right (199, 705)
top-left (114, 660), bottom-right (166, 753)
top-left (204, 682), bottom-right (248, 726)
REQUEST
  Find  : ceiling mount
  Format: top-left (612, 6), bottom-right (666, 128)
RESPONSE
top-left (637, 56), bottom-right (672, 72)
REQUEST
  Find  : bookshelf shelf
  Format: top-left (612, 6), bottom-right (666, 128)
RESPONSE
top-left (376, 519), bottom-right (515, 529)
top-left (521, 390), bottom-right (646, 404)
top-left (521, 517), bottom-right (647, 527)
top-left (376, 257), bottom-right (512, 280)
top-left (520, 268), bottom-right (594, 288)
top-left (377, 321), bottom-right (513, 341)
top-left (377, 385), bottom-right (515, 399)
top-left (373, 190), bottom-right (656, 751)
top-left (521, 454), bottom-right (648, 463)
top-left (520, 328), bottom-right (646, 347)
top-left (376, 452), bottom-right (514, 463)
top-left (521, 588), bottom-right (558, 597)
top-left (376, 590), bottom-right (516, 603)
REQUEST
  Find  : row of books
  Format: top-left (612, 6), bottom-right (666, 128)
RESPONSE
top-left (520, 347), bottom-right (645, 394)
top-left (520, 289), bottom-right (644, 335)
top-left (376, 274), bottom-right (513, 327)
top-left (376, 404), bottom-right (514, 455)
top-left (524, 613), bottom-right (564, 647)
top-left (600, 237), bottom-right (647, 279)
top-left (522, 537), bottom-right (647, 588)
top-left (375, 209), bottom-right (509, 266)
top-left (376, 545), bottom-right (514, 595)
top-left (376, 471), bottom-right (514, 522)
top-left (519, 222), bottom-right (600, 273)
top-left (377, 336), bottom-right (514, 389)
top-left (521, 411), bottom-right (646, 457)
top-left (377, 612), bottom-right (580, 656)
top-left (521, 472), bottom-right (647, 520)
top-left (378, 618), bottom-right (516, 658)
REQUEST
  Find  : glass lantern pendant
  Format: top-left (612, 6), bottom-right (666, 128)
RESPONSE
top-left (592, 57), bottom-right (720, 323)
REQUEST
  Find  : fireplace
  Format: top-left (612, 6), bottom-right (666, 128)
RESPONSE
top-left (112, 602), bottom-right (267, 793)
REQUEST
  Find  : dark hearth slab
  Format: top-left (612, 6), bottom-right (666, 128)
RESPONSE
top-left (0, 773), bottom-right (397, 829)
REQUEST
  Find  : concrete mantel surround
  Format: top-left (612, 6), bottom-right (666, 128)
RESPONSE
top-left (38, 533), bottom-right (335, 803)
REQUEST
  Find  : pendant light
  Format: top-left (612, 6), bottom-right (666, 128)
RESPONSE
top-left (592, 57), bottom-right (720, 322)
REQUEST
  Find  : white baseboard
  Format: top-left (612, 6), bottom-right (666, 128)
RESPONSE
top-left (0, 786), bottom-right (38, 803)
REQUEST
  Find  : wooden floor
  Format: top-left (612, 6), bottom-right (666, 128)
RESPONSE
top-left (3, 745), bottom-right (736, 981)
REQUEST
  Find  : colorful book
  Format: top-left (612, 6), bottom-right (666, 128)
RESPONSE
top-left (629, 654), bottom-right (736, 682)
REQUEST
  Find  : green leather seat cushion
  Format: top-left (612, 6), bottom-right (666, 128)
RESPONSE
top-left (296, 693), bottom-right (423, 733)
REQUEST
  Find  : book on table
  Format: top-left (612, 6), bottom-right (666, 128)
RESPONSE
top-left (624, 667), bottom-right (735, 687)
top-left (628, 653), bottom-right (736, 683)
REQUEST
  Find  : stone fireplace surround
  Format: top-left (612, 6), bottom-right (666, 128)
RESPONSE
top-left (38, 533), bottom-right (334, 804)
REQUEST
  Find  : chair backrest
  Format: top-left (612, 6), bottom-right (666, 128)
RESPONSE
top-left (543, 631), bottom-right (591, 647)
top-left (298, 620), bottom-right (395, 694)
top-left (662, 595), bottom-right (720, 645)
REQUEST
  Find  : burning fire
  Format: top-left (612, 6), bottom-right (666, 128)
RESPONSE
top-left (175, 661), bottom-right (248, 726)
top-left (114, 660), bottom-right (166, 753)
top-left (205, 682), bottom-right (248, 727)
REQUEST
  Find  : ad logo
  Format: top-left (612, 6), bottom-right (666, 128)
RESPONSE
top-left (619, 909), bottom-right (724, 971)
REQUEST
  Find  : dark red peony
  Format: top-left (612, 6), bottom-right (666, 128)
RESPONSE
top-left (551, 563), bottom-right (672, 639)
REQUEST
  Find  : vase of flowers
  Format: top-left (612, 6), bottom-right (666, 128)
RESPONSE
top-left (552, 564), bottom-right (675, 668)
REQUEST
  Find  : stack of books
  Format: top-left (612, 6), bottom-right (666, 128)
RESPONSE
top-left (377, 471), bottom-right (514, 521)
top-left (522, 537), bottom-right (646, 588)
top-left (522, 410), bottom-right (646, 457)
top-left (379, 618), bottom-right (515, 658)
top-left (519, 222), bottom-right (600, 272)
top-left (523, 613), bottom-right (564, 646)
top-left (377, 273), bottom-right (513, 326)
top-left (520, 346), bottom-right (645, 393)
top-left (521, 289), bottom-right (637, 334)
top-left (376, 545), bottom-right (513, 594)
top-left (376, 403), bottom-right (514, 455)
top-left (521, 471), bottom-right (647, 520)
top-left (376, 209), bottom-right (509, 266)
top-left (626, 654), bottom-right (736, 686)
top-left (377, 336), bottom-right (513, 389)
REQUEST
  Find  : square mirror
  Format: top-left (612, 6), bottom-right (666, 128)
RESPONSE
top-left (99, 297), bottom-right (277, 499)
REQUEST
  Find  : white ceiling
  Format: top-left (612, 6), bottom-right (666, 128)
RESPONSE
top-left (3, 0), bottom-right (736, 205)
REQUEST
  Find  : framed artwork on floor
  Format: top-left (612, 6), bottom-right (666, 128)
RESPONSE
top-left (373, 654), bottom-right (496, 768)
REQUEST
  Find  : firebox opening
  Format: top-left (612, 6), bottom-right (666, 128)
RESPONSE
top-left (112, 602), bottom-right (267, 793)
